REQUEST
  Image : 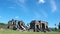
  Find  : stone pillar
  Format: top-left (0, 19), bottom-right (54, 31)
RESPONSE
top-left (41, 23), bottom-right (42, 31)
top-left (45, 23), bottom-right (46, 29)
top-left (35, 24), bottom-right (36, 32)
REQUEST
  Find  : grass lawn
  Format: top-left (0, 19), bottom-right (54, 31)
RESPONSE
top-left (0, 29), bottom-right (60, 34)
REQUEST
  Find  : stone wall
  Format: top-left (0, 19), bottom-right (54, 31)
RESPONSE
top-left (30, 20), bottom-right (48, 32)
top-left (7, 19), bottom-right (26, 30)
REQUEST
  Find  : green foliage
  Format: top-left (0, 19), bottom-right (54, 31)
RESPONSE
top-left (0, 23), bottom-right (6, 25)
top-left (58, 22), bottom-right (60, 29)
top-left (57, 29), bottom-right (60, 32)
top-left (55, 27), bottom-right (57, 31)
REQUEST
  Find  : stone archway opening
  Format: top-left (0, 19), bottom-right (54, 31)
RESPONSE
top-left (36, 25), bottom-right (40, 32)
top-left (36, 25), bottom-right (39, 29)
top-left (42, 23), bottom-right (45, 31)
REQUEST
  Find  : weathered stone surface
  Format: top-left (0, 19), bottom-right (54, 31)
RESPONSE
top-left (7, 19), bottom-right (49, 32)
top-left (30, 20), bottom-right (48, 32)
top-left (7, 19), bottom-right (26, 31)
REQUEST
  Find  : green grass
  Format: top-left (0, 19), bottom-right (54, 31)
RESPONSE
top-left (0, 29), bottom-right (60, 34)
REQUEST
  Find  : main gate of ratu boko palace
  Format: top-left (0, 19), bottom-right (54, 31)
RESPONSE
top-left (30, 20), bottom-right (48, 32)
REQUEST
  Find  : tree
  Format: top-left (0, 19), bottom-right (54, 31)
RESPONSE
top-left (54, 24), bottom-right (57, 31)
top-left (58, 22), bottom-right (60, 29)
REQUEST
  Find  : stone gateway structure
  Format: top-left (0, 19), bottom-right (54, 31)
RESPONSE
top-left (7, 19), bottom-right (26, 30)
top-left (30, 20), bottom-right (48, 32)
top-left (7, 19), bottom-right (49, 32)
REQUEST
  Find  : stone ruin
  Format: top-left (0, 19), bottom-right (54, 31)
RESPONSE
top-left (29, 20), bottom-right (49, 32)
top-left (7, 19), bottom-right (49, 32)
top-left (7, 19), bottom-right (26, 31)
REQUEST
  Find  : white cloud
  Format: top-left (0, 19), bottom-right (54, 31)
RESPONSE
top-left (7, 0), bottom-right (28, 12)
top-left (33, 10), bottom-right (48, 20)
top-left (18, 0), bottom-right (25, 4)
top-left (50, 0), bottom-right (57, 13)
top-left (15, 0), bottom-right (28, 12)
top-left (16, 0), bottom-right (27, 4)
top-left (15, 16), bottom-right (19, 18)
top-left (38, 0), bottom-right (45, 4)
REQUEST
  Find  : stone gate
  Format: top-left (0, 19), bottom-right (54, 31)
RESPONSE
top-left (30, 20), bottom-right (48, 32)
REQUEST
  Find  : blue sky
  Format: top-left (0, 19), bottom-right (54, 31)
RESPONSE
top-left (0, 0), bottom-right (60, 27)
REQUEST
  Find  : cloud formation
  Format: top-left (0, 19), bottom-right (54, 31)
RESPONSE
top-left (15, 0), bottom-right (28, 12)
top-left (38, 0), bottom-right (45, 4)
top-left (18, 0), bottom-right (25, 4)
top-left (7, 0), bottom-right (28, 12)
top-left (15, 16), bottom-right (19, 18)
top-left (50, 0), bottom-right (57, 13)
